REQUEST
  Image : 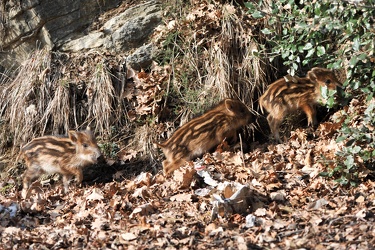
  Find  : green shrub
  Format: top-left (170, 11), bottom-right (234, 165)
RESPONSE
top-left (246, 0), bottom-right (375, 185)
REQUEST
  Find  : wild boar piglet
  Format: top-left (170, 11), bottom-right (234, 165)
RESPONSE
top-left (259, 67), bottom-right (342, 142)
top-left (157, 98), bottom-right (252, 175)
top-left (20, 128), bottom-right (101, 198)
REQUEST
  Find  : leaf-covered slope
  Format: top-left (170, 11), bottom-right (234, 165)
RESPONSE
top-left (1, 0), bottom-right (375, 249)
top-left (1, 102), bottom-right (375, 249)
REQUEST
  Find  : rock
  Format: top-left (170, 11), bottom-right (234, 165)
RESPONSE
top-left (103, 0), bottom-right (162, 51)
top-left (61, 0), bottom-right (162, 53)
top-left (60, 32), bottom-right (105, 51)
top-left (126, 44), bottom-right (155, 71)
top-left (1, 0), bottom-right (121, 67)
top-left (0, 0), bottom-right (162, 69)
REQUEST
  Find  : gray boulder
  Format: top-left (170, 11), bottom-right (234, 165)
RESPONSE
top-left (0, 0), bottom-right (162, 69)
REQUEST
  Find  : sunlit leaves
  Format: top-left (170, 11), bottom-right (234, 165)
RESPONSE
top-left (261, 28), bottom-right (272, 35)
top-left (353, 37), bottom-right (361, 51)
top-left (245, 0), bottom-right (375, 186)
top-left (316, 46), bottom-right (326, 57)
top-left (303, 43), bottom-right (313, 50)
top-left (244, 2), bottom-right (265, 19)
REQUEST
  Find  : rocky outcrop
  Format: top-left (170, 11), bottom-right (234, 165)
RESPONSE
top-left (0, 0), bottom-right (162, 70)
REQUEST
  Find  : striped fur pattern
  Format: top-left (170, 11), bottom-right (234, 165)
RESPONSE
top-left (20, 128), bottom-right (101, 198)
top-left (157, 99), bottom-right (252, 175)
top-left (259, 67), bottom-right (342, 142)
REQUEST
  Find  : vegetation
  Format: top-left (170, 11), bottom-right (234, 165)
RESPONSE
top-left (158, 0), bottom-right (375, 185)
top-left (0, 51), bottom-right (127, 152)
top-left (1, 0), bottom-right (375, 249)
top-left (245, 0), bottom-right (375, 185)
top-left (0, 0), bottom-right (373, 183)
top-left (157, 1), bottom-right (274, 114)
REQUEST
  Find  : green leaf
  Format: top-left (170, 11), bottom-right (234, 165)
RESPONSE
top-left (244, 2), bottom-right (256, 11)
top-left (344, 155), bottom-right (354, 167)
top-left (321, 85), bottom-right (328, 99)
top-left (281, 50), bottom-right (290, 59)
top-left (326, 96), bottom-right (335, 108)
top-left (336, 136), bottom-right (347, 143)
top-left (353, 37), bottom-right (360, 51)
top-left (288, 67), bottom-right (295, 76)
top-left (316, 46), bottom-right (326, 56)
top-left (349, 57), bottom-right (358, 67)
top-left (314, 3), bottom-right (322, 15)
top-left (261, 28), bottom-right (272, 35)
top-left (350, 181), bottom-right (358, 187)
top-left (358, 53), bottom-right (368, 61)
top-left (302, 59), bottom-right (310, 65)
top-left (303, 43), bottom-right (313, 50)
top-left (335, 176), bottom-right (348, 185)
top-left (252, 10), bottom-right (265, 19)
top-left (319, 172), bottom-right (330, 177)
top-left (268, 16), bottom-right (277, 25)
top-left (306, 48), bottom-right (315, 58)
top-left (352, 146), bottom-right (361, 154)
top-left (292, 62), bottom-right (298, 71)
top-left (328, 60), bottom-right (342, 69)
top-left (351, 80), bottom-right (360, 90)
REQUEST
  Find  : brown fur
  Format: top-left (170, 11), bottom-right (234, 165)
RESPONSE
top-left (259, 67), bottom-right (342, 143)
top-left (156, 99), bottom-right (252, 175)
top-left (20, 128), bottom-right (101, 198)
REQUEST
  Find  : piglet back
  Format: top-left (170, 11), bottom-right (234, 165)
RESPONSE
top-left (21, 136), bottom-right (75, 160)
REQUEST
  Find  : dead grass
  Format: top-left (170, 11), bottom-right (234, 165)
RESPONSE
top-left (0, 49), bottom-right (128, 155)
top-left (87, 62), bottom-right (115, 135)
top-left (0, 49), bottom-right (53, 151)
top-left (164, 3), bottom-right (276, 113)
top-left (132, 124), bottom-right (160, 161)
top-left (41, 82), bottom-right (70, 134)
top-left (207, 5), bottom-right (272, 107)
top-left (158, 2), bottom-right (278, 141)
top-left (1, 0), bottom-right (282, 162)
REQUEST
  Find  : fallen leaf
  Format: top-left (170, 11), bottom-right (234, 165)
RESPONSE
top-left (170, 193), bottom-right (192, 202)
top-left (129, 203), bottom-right (155, 219)
top-left (254, 208), bottom-right (267, 217)
top-left (308, 198), bottom-right (328, 210)
top-left (356, 195), bottom-right (365, 203)
top-left (134, 172), bottom-right (153, 186)
top-left (270, 192), bottom-right (285, 201)
top-left (356, 209), bottom-right (367, 218)
top-left (121, 232), bottom-right (137, 241)
top-left (86, 188), bottom-right (104, 201)
top-left (118, 149), bottom-right (138, 162)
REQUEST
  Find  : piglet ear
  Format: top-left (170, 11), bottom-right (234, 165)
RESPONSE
top-left (307, 70), bottom-right (318, 82)
top-left (308, 67), bottom-right (328, 82)
top-left (225, 99), bottom-right (234, 112)
top-left (68, 130), bottom-right (79, 143)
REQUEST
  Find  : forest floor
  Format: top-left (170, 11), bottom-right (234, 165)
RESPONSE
top-left (1, 107), bottom-right (375, 249)
top-left (1, 0), bottom-right (375, 249)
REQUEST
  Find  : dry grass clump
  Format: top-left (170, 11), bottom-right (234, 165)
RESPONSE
top-left (87, 62), bottom-right (116, 136)
top-left (0, 49), bottom-right (53, 151)
top-left (0, 49), bottom-right (127, 154)
top-left (161, 2), bottom-right (277, 111)
top-left (156, 1), bottom-right (278, 141)
top-left (41, 82), bottom-right (70, 134)
top-left (205, 4), bottom-right (272, 108)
